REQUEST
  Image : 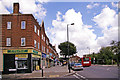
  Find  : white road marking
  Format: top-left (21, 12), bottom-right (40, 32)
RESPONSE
top-left (73, 74), bottom-right (80, 80)
top-left (75, 73), bottom-right (88, 80)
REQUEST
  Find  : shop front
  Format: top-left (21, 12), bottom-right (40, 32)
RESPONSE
top-left (42, 53), bottom-right (46, 68)
top-left (3, 49), bottom-right (41, 74)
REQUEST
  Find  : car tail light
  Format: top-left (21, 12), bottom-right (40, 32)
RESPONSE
top-left (74, 66), bottom-right (76, 67)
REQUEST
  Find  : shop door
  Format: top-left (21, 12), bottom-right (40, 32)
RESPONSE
top-left (4, 54), bottom-right (15, 73)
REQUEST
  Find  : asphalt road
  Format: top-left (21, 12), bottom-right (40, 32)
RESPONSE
top-left (64, 65), bottom-right (119, 80)
top-left (2, 65), bottom-right (119, 80)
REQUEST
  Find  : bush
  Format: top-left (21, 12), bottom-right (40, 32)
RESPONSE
top-left (106, 59), bottom-right (112, 65)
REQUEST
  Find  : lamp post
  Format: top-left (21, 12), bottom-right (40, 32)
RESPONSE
top-left (67, 23), bottom-right (74, 73)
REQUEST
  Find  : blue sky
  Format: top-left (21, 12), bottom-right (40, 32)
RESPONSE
top-left (0, 1), bottom-right (118, 57)
top-left (42, 2), bottom-right (118, 38)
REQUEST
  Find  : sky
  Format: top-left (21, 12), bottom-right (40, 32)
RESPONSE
top-left (0, 0), bottom-right (119, 57)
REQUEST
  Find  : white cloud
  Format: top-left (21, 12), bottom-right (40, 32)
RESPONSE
top-left (93, 6), bottom-right (117, 29)
top-left (47, 9), bottom-right (100, 57)
top-left (93, 6), bottom-right (118, 47)
top-left (0, 0), bottom-right (48, 19)
top-left (87, 3), bottom-right (100, 9)
top-left (111, 2), bottom-right (118, 8)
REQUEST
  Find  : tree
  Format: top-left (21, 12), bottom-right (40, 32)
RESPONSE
top-left (97, 47), bottom-right (114, 64)
top-left (110, 40), bottom-right (120, 66)
top-left (58, 41), bottom-right (77, 60)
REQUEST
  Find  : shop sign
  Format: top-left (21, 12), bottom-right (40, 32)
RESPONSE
top-left (42, 53), bottom-right (46, 58)
top-left (32, 54), bottom-right (40, 58)
top-left (33, 50), bottom-right (38, 54)
top-left (15, 54), bottom-right (28, 58)
top-left (8, 49), bottom-right (28, 53)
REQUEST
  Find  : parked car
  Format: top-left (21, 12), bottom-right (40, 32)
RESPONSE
top-left (72, 63), bottom-right (83, 71)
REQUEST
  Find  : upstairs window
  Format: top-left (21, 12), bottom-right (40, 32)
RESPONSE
top-left (21, 21), bottom-right (26, 29)
top-left (7, 22), bottom-right (11, 29)
top-left (38, 30), bottom-right (39, 36)
top-left (34, 25), bottom-right (37, 33)
top-left (6, 38), bottom-right (11, 46)
top-left (42, 34), bottom-right (43, 40)
top-left (42, 45), bottom-right (43, 51)
top-left (34, 40), bottom-right (37, 48)
top-left (44, 37), bottom-right (45, 41)
top-left (21, 38), bottom-right (25, 46)
top-left (38, 42), bottom-right (39, 49)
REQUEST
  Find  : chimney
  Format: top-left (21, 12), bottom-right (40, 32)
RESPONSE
top-left (13, 3), bottom-right (19, 14)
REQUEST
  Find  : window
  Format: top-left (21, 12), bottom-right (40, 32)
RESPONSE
top-left (42, 34), bottom-right (43, 40)
top-left (34, 25), bottom-right (37, 33)
top-left (44, 37), bottom-right (45, 41)
top-left (17, 61), bottom-right (28, 69)
top-left (34, 40), bottom-right (37, 48)
top-left (38, 30), bottom-right (39, 36)
top-left (7, 22), bottom-right (11, 29)
top-left (38, 43), bottom-right (39, 49)
top-left (42, 46), bottom-right (43, 51)
top-left (6, 38), bottom-right (11, 46)
top-left (44, 47), bottom-right (45, 52)
top-left (21, 38), bottom-right (25, 46)
top-left (21, 21), bottom-right (26, 29)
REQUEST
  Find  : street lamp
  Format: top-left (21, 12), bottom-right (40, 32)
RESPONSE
top-left (67, 23), bottom-right (74, 73)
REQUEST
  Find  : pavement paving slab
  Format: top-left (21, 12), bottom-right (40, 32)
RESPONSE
top-left (2, 65), bottom-right (74, 79)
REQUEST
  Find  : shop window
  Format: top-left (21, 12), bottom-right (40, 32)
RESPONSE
top-left (21, 38), bottom-right (25, 46)
top-left (21, 21), bottom-right (26, 29)
top-left (7, 22), bottom-right (11, 29)
top-left (17, 61), bottom-right (28, 69)
top-left (6, 38), bottom-right (11, 46)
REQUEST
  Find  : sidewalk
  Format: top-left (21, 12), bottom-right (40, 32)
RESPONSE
top-left (2, 65), bottom-right (75, 79)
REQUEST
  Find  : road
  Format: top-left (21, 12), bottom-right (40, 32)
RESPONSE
top-left (63, 65), bottom-right (119, 80)
top-left (2, 65), bottom-right (119, 80)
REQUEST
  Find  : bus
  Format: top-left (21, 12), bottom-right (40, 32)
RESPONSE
top-left (79, 57), bottom-right (91, 67)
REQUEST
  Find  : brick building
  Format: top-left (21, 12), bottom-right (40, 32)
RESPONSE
top-left (1, 3), bottom-right (58, 73)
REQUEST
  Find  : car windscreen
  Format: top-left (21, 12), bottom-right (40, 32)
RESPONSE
top-left (83, 57), bottom-right (89, 61)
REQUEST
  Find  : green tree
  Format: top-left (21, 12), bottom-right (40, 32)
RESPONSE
top-left (110, 40), bottom-right (120, 66)
top-left (97, 47), bottom-right (114, 65)
top-left (58, 41), bottom-right (77, 60)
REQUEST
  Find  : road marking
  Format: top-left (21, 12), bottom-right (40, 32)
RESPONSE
top-left (73, 74), bottom-right (80, 80)
top-left (49, 75), bottom-right (59, 78)
top-left (75, 73), bottom-right (88, 80)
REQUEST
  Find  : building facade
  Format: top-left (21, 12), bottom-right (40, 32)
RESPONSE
top-left (1, 3), bottom-right (59, 74)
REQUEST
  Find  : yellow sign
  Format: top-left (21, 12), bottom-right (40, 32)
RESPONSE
top-left (3, 49), bottom-right (33, 54)
top-left (3, 49), bottom-right (41, 56)
top-left (32, 54), bottom-right (40, 58)
top-left (36, 66), bottom-right (40, 70)
top-left (15, 54), bottom-right (28, 58)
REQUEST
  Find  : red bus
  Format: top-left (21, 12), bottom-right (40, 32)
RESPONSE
top-left (79, 57), bottom-right (91, 67)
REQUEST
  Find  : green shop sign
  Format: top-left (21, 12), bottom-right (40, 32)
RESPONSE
top-left (33, 50), bottom-right (38, 54)
top-left (7, 50), bottom-right (28, 53)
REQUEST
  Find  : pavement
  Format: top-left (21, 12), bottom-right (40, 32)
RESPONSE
top-left (2, 65), bottom-right (75, 80)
